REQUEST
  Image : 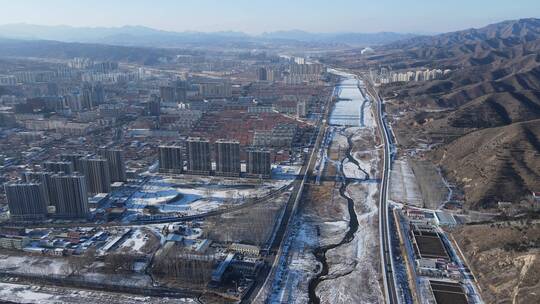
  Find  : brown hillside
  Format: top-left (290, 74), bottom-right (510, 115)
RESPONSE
top-left (431, 120), bottom-right (540, 208)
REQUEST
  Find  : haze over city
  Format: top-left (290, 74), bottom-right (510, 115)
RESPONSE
top-left (0, 1), bottom-right (539, 304)
top-left (0, 0), bottom-right (539, 33)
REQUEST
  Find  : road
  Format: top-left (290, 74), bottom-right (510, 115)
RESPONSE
top-left (363, 77), bottom-right (399, 304)
top-left (247, 86), bottom-right (333, 303)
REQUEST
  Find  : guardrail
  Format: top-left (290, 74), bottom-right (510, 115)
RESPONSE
top-left (364, 75), bottom-right (399, 304)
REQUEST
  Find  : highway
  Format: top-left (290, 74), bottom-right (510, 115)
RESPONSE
top-left (363, 77), bottom-right (399, 304)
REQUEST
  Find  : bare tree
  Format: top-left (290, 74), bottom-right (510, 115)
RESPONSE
top-left (152, 246), bottom-right (214, 285)
top-left (104, 253), bottom-right (136, 273)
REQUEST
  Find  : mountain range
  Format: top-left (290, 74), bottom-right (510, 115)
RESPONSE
top-left (0, 23), bottom-right (416, 47)
top-left (325, 18), bottom-right (540, 208)
top-left (373, 18), bottom-right (540, 208)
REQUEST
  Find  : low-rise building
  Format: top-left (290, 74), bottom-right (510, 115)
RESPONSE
top-left (0, 236), bottom-right (30, 250)
top-left (229, 243), bottom-right (260, 256)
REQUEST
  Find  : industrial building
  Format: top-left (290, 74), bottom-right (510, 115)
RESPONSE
top-left (186, 137), bottom-right (211, 175)
top-left (410, 224), bottom-right (450, 260)
top-left (158, 145), bottom-right (184, 174)
top-left (4, 183), bottom-right (48, 221)
top-left (246, 148), bottom-right (271, 178)
top-left (98, 148), bottom-right (127, 182)
top-left (50, 174), bottom-right (89, 218)
top-left (429, 280), bottom-right (469, 304)
top-left (214, 139), bottom-right (240, 177)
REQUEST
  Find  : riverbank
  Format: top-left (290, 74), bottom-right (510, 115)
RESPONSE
top-left (266, 71), bottom-right (384, 303)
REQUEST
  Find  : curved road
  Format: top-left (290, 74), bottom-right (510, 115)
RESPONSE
top-left (364, 76), bottom-right (399, 304)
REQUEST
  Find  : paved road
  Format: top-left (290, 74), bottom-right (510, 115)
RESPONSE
top-left (364, 77), bottom-right (399, 304)
top-left (247, 85), bottom-right (333, 304)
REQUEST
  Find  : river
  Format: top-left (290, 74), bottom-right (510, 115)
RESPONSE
top-left (307, 70), bottom-right (373, 303)
top-left (328, 69), bottom-right (366, 127)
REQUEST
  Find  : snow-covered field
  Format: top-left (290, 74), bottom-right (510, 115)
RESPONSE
top-left (0, 255), bottom-right (71, 277)
top-left (342, 159), bottom-right (367, 180)
top-left (317, 182), bottom-right (383, 304)
top-left (266, 215), bottom-right (320, 304)
top-left (316, 125), bottom-right (383, 303)
top-left (117, 228), bottom-right (149, 254)
top-left (0, 281), bottom-right (196, 304)
top-left (80, 272), bottom-right (152, 288)
top-left (0, 282), bottom-right (55, 303)
top-left (125, 170), bottom-right (298, 214)
top-left (332, 131), bottom-right (349, 151)
top-left (390, 158), bottom-right (423, 206)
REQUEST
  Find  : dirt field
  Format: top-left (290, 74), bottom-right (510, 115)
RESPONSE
top-left (204, 193), bottom-right (288, 246)
top-left (409, 159), bottom-right (448, 209)
top-left (306, 130), bottom-right (348, 220)
top-left (451, 220), bottom-right (540, 304)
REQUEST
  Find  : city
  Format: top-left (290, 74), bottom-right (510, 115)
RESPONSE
top-left (0, 1), bottom-right (539, 303)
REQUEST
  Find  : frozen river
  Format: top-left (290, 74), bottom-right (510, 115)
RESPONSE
top-left (328, 69), bottom-right (368, 127)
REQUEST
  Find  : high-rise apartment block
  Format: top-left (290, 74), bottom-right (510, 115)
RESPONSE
top-left (214, 140), bottom-right (240, 177)
top-left (81, 158), bottom-right (111, 194)
top-left (160, 80), bottom-right (188, 103)
top-left (50, 174), bottom-right (89, 218)
top-left (297, 100), bottom-right (307, 118)
top-left (186, 137), bottom-right (211, 175)
top-left (147, 96), bottom-right (161, 116)
top-left (4, 183), bottom-right (48, 221)
top-left (43, 161), bottom-right (74, 174)
top-left (24, 171), bottom-right (55, 205)
top-left (158, 145), bottom-right (183, 174)
top-left (98, 148), bottom-right (126, 182)
top-left (257, 67), bottom-right (274, 82)
top-left (246, 148), bottom-right (272, 179)
top-left (174, 80), bottom-right (189, 103)
top-left (197, 81), bottom-right (232, 98)
top-left (60, 153), bottom-right (86, 173)
top-left (159, 85), bottom-right (176, 103)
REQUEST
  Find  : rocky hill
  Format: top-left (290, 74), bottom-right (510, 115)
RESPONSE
top-left (452, 221), bottom-right (540, 303)
top-left (368, 18), bottom-right (540, 208)
top-left (432, 120), bottom-right (540, 208)
top-left (379, 18), bottom-right (540, 68)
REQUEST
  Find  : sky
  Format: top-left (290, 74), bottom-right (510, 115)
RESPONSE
top-left (0, 0), bottom-right (539, 34)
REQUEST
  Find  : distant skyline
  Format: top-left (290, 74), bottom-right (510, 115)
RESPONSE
top-left (0, 0), bottom-right (539, 34)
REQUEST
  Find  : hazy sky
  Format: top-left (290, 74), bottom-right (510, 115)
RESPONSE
top-left (0, 0), bottom-right (539, 34)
